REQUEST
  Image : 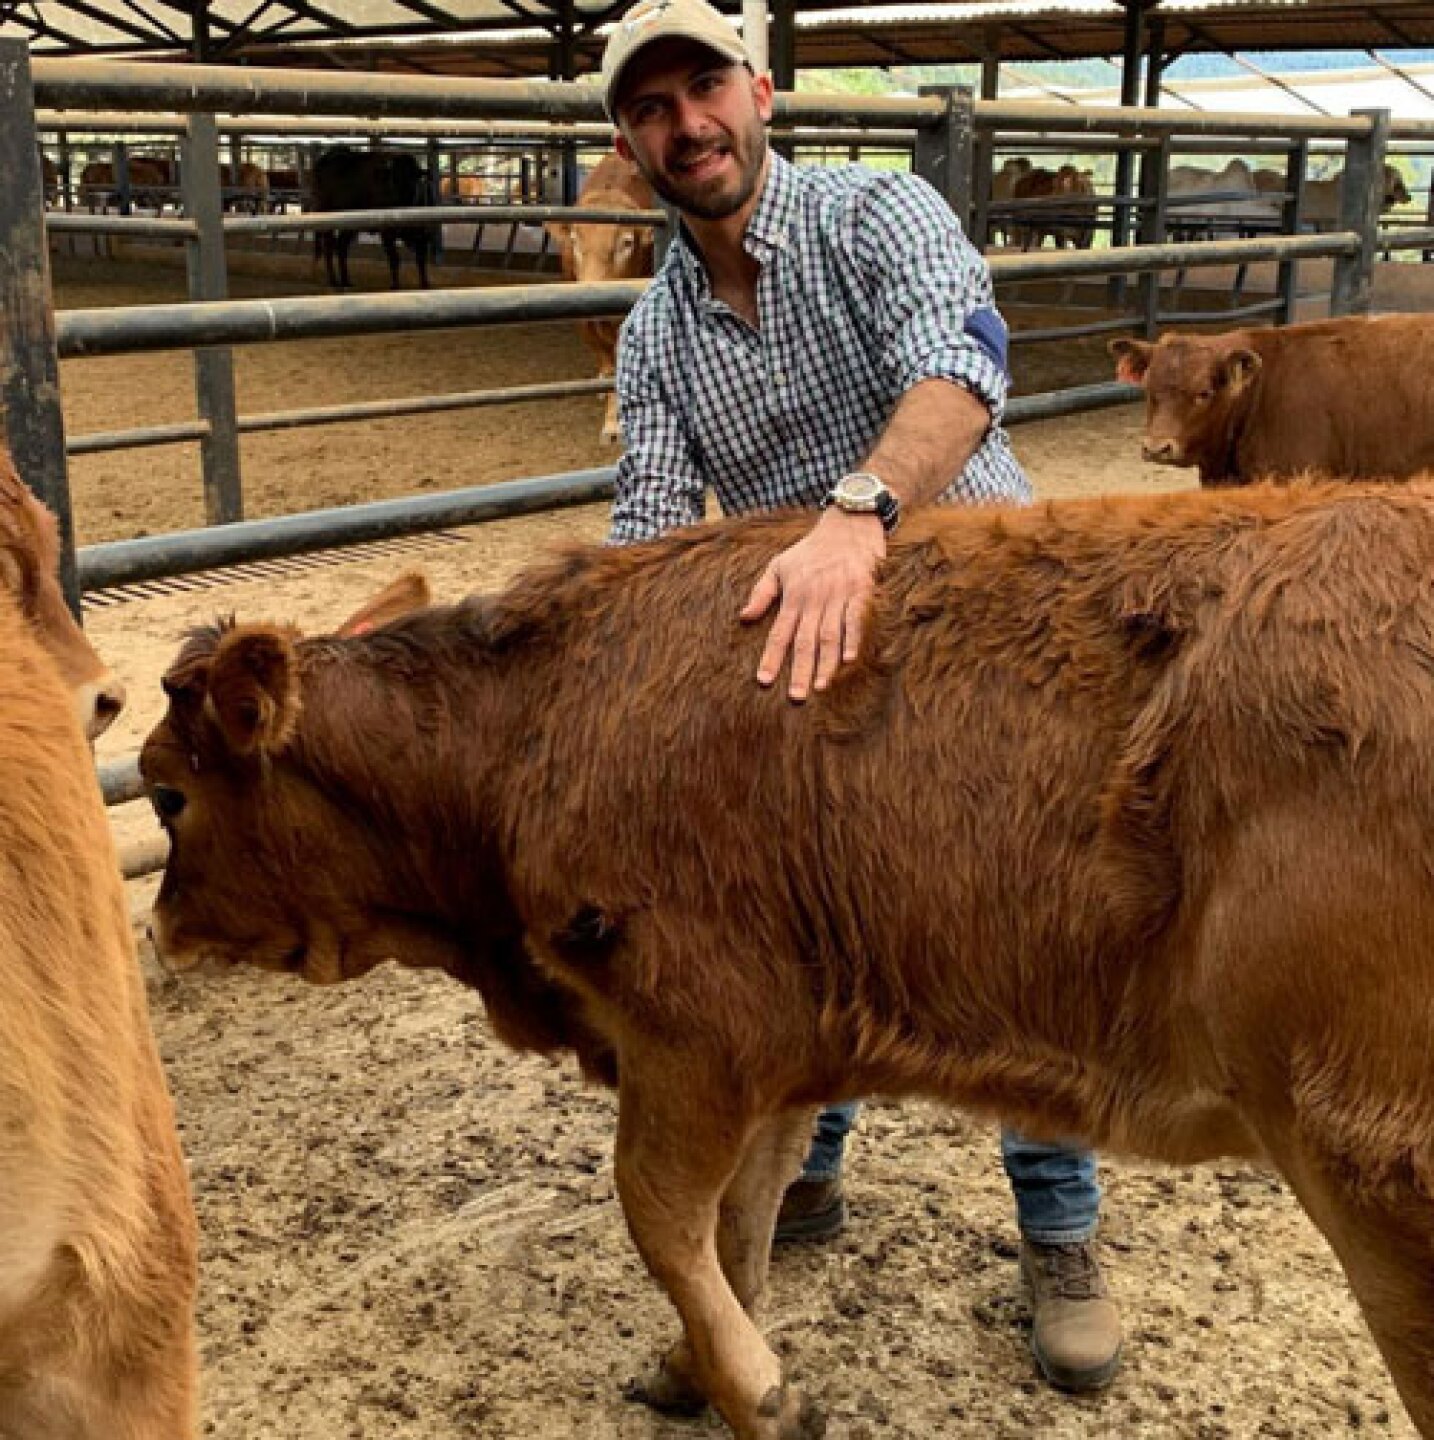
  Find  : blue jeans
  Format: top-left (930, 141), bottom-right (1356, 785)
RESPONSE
top-left (800, 1104), bottom-right (1100, 1244)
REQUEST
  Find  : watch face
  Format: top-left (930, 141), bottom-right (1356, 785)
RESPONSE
top-left (839, 474), bottom-right (882, 504)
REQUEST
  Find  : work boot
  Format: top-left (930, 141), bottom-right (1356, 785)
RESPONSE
top-left (1020, 1238), bottom-right (1123, 1392)
top-left (773, 1176), bottom-right (847, 1244)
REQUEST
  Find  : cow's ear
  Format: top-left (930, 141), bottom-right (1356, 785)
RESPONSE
top-left (334, 571), bottom-right (431, 638)
top-left (1110, 339), bottom-right (1153, 386)
top-left (1223, 348), bottom-right (1261, 392)
top-left (161, 651), bottom-right (212, 711)
top-left (637, 224), bottom-right (656, 267)
top-left (207, 626), bottom-right (301, 758)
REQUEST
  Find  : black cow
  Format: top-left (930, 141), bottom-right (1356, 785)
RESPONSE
top-left (310, 147), bottom-right (433, 290)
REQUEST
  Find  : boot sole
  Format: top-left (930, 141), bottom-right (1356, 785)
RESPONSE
top-left (1030, 1338), bottom-right (1123, 1393)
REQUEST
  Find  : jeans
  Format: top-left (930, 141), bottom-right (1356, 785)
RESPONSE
top-left (800, 1104), bottom-right (1100, 1244)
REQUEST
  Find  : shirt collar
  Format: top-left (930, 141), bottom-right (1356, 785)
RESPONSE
top-left (672, 148), bottom-right (799, 294)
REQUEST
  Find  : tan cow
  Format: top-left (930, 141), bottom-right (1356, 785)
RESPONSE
top-left (546, 154), bottom-right (657, 445)
top-left (0, 444), bottom-right (125, 740)
top-left (1111, 314), bottom-right (1434, 486)
top-left (439, 173), bottom-right (487, 202)
top-left (988, 156), bottom-right (1032, 245)
top-left (1010, 163), bottom-right (1095, 250)
top-left (218, 160), bottom-right (269, 214)
top-left (143, 483), bottom-right (1434, 1439)
top-left (0, 446), bottom-right (198, 1437)
top-left (1300, 162), bottom-right (1412, 231)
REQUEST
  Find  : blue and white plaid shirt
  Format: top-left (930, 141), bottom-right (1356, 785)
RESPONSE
top-left (609, 153), bottom-right (1031, 544)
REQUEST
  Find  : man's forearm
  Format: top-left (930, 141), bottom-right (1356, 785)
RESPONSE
top-left (859, 378), bottom-right (993, 510)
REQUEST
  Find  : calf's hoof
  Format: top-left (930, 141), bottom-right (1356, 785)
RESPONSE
top-left (757, 1382), bottom-right (826, 1439)
top-left (622, 1357), bottom-right (707, 1417)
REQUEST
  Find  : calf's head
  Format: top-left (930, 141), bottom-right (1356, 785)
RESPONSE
top-left (547, 216), bottom-right (655, 285)
top-left (1111, 334), bottom-right (1261, 480)
top-left (141, 574), bottom-right (433, 981)
top-left (0, 444), bottom-right (125, 739)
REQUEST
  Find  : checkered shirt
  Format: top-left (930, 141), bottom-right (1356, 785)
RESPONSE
top-left (609, 153), bottom-right (1031, 544)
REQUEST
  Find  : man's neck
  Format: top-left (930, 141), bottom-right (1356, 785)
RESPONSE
top-left (683, 150), bottom-right (772, 299)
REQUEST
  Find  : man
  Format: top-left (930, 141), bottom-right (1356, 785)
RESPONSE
top-left (599, 0), bottom-right (1123, 1394)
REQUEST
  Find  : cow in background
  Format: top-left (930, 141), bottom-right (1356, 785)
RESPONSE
top-left (1296, 162), bottom-right (1411, 231)
top-left (1111, 313), bottom-right (1434, 486)
top-left (218, 160), bottom-right (270, 214)
top-left (0, 443), bottom-right (125, 741)
top-left (142, 484), bottom-right (1434, 1440)
top-left (1010, 163), bottom-right (1096, 250)
top-left (546, 154), bottom-right (657, 445)
top-left (439, 173), bottom-right (488, 202)
top-left (78, 155), bottom-right (175, 213)
top-left (0, 436), bottom-right (198, 1438)
top-left (310, 147), bottom-right (433, 290)
top-left (1166, 158), bottom-right (1277, 239)
top-left (988, 156), bottom-right (1033, 245)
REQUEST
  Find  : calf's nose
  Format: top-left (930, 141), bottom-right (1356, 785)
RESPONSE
top-left (1142, 438), bottom-right (1180, 464)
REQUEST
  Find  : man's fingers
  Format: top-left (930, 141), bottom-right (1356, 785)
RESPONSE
top-left (785, 609), bottom-right (823, 702)
top-left (812, 602), bottom-right (847, 693)
top-left (740, 566), bottom-right (781, 623)
top-left (842, 597), bottom-right (866, 664)
top-left (756, 601), bottom-right (799, 688)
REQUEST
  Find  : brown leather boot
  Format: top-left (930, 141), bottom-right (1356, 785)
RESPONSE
top-left (773, 1176), bottom-right (847, 1244)
top-left (1020, 1238), bottom-right (1123, 1391)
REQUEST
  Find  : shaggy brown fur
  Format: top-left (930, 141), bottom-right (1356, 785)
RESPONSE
top-left (0, 579), bottom-right (197, 1431)
top-left (143, 482), bottom-right (1434, 1439)
top-left (1111, 315), bottom-right (1434, 486)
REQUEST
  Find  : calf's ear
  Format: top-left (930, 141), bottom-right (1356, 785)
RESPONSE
top-left (207, 626), bottom-right (301, 758)
top-left (335, 571), bottom-right (431, 637)
top-left (1110, 338), bottom-right (1153, 385)
top-left (1223, 348), bottom-right (1261, 391)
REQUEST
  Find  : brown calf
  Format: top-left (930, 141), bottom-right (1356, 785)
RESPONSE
top-left (1111, 314), bottom-right (1434, 486)
top-left (546, 153), bottom-right (657, 446)
top-left (0, 468), bottom-right (197, 1435)
top-left (0, 443), bottom-right (125, 741)
top-left (142, 484), bottom-right (1434, 1439)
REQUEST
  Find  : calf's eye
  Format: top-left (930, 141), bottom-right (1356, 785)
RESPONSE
top-left (151, 784), bottom-right (188, 822)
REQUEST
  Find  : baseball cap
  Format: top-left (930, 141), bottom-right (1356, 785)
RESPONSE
top-left (601, 0), bottom-right (753, 120)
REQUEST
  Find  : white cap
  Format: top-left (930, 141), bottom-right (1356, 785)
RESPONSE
top-left (601, 0), bottom-right (752, 120)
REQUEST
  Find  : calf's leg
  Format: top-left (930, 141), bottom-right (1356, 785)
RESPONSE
top-left (615, 1063), bottom-right (823, 1440)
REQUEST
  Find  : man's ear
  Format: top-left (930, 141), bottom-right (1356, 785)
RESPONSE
top-left (335, 572), bottom-right (431, 638)
top-left (1110, 338), bottom-right (1154, 386)
top-left (207, 625), bottom-right (301, 758)
top-left (752, 70), bottom-right (775, 124)
top-left (614, 131), bottom-right (635, 165)
top-left (1222, 347), bottom-right (1262, 391)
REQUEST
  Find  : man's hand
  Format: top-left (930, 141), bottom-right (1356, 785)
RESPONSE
top-left (740, 508), bottom-right (886, 701)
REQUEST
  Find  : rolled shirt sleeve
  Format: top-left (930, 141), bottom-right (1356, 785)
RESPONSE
top-left (608, 319), bottom-right (706, 546)
top-left (848, 171), bottom-right (1011, 422)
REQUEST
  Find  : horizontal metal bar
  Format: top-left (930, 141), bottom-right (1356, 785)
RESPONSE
top-left (223, 203), bottom-right (667, 234)
top-left (1005, 381), bottom-right (1139, 425)
top-left (989, 231), bottom-right (1355, 283)
top-left (977, 100), bottom-right (1371, 140)
top-left (68, 420), bottom-right (210, 455)
top-left (100, 755), bottom-right (145, 805)
top-left (1010, 315), bottom-right (1144, 346)
top-left (1378, 226), bottom-right (1434, 251)
top-left (120, 832), bottom-right (168, 882)
top-left (238, 377), bottom-right (613, 434)
top-left (32, 59), bottom-right (940, 129)
top-left (55, 280), bottom-right (645, 358)
top-left (1156, 298), bottom-right (1287, 326)
top-left (45, 212), bottom-right (198, 239)
top-left (78, 465), bottom-right (618, 590)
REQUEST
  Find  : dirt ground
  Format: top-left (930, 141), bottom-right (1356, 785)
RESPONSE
top-left (63, 254), bottom-right (1415, 1439)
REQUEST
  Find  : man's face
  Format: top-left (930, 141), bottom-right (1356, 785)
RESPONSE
top-left (614, 39), bottom-right (773, 222)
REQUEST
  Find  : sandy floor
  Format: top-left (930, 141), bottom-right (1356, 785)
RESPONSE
top-left (62, 256), bottom-right (1414, 1440)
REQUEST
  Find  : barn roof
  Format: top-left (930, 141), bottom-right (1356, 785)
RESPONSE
top-left (3, 0), bottom-right (1434, 75)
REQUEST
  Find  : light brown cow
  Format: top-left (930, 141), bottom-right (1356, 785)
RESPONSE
top-left (1110, 314), bottom-right (1434, 486)
top-left (0, 443), bottom-right (125, 740)
top-left (439, 173), bottom-right (487, 202)
top-left (546, 153), bottom-right (657, 445)
top-left (78, 155), bottom-right (174, 213)
top-left (143, 483), bottom-right (1434, 1439)
top-left (988, 156), bottom-right (1032, 245)
top-left (218, 160), bottom-right (269, 214)
top-left (1010, 163), bottom-right (1095, 250)
top-left (0, 450), bottom-right (198, 1437)
top-left (1299, 162), bottom-right (1411, 231)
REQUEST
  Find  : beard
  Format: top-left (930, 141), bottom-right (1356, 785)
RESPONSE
top-left (646, 117), bottom-right (768, 221)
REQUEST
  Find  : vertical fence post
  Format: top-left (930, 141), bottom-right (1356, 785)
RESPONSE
top-left (914, 86), bottom-right (975, 230)
top-left (181, 112), bottom-right (243, 524)
top-left (1277, 138), bottom-right (1308, 325)
top-left (0, 40), bottom-right (79, 612)
top-left (1139, 136), bottom-right (1171, 338)
top-left (426, 135), bottom-right (445, 265)
top-left (1331, 109), bottom-right (1389, 317)
top-left (114, 139), bottom-right (132, 215)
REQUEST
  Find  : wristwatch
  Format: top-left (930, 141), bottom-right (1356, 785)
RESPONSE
top-left (822, 471), bottom-right (901, 533)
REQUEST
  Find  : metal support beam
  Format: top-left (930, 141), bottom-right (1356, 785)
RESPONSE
top-left (769, 0), bottom-right (795, 91)
top-left (1111, 1), bottom-right (1145, 260)
top-left (971, 27), bottom-right (1001, 249)
top-left (1331, 108), bottom-right (1390, 315)
top-left (914, 86), bottom-right (974, 230)
top-left (180, 113), bottom-right (244, 523)
top-left (0, 40), bottom-right (78, 611)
